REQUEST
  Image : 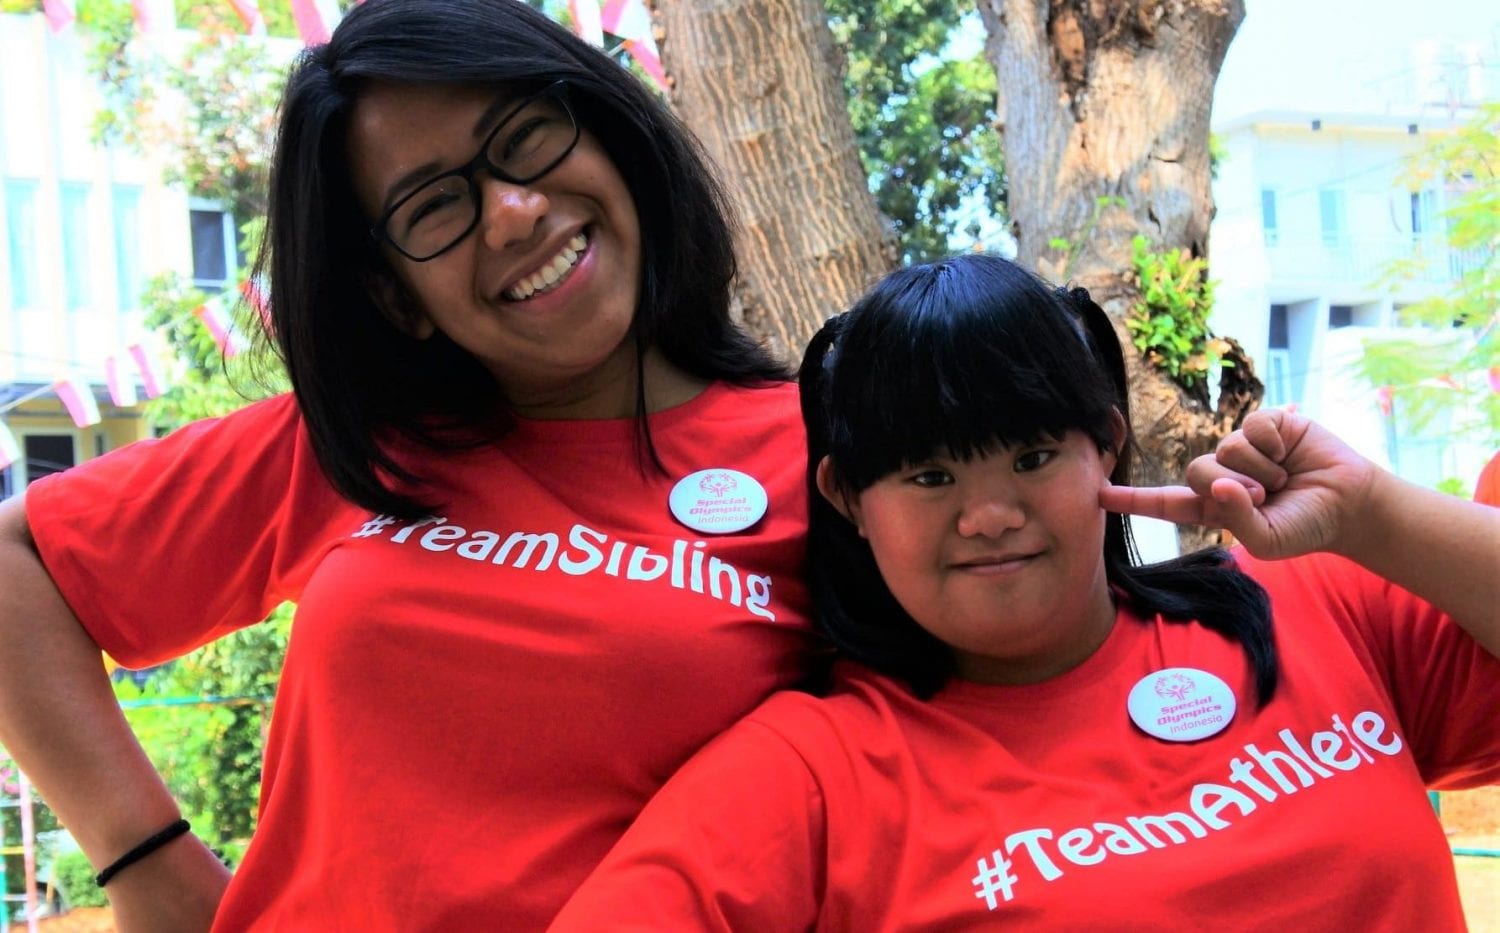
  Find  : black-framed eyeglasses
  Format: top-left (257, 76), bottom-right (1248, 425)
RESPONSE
top-left (370, 80), bottom-right (580, 263)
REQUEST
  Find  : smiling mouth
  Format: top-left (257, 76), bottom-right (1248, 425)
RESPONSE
top-left (503, 232), bottom-right (589, 302)
top-left (953, 553), bottom-right (1042, 573)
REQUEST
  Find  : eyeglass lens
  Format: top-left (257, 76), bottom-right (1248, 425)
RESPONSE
top-left (386, 91), bottom-right (576, 260)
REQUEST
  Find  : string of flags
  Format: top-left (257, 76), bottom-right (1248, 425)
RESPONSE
top-left (36, 0), bottom-right (341, 47)
top-left (1374, 368), bottom-right (1500, 417)
top-left (0, 279), bottom-right (264, 470)
top-left (596, 0), bottom-right (667, 92)
top-left (34, 0), bottom-right (665, 88)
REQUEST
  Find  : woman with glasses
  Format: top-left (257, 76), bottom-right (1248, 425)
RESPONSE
top-left (0, 0), bottom-right (821, 929)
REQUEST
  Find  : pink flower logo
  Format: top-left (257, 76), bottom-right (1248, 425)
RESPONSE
top-left (699, 473), bottom-right (738, 497)
top-left (1155, 673), bottom-right (1195, 702)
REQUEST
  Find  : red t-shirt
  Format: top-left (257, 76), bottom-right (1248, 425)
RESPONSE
top-left (549, 551), bottom-right (1500, 931)
top-left (27, 381), bottom-right (818, 931)
top-left (1475, 451), bottom-right (1500, 507)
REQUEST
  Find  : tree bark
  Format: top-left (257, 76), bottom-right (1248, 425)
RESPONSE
top-left (653, 0), bottom-right (896, 362)
top-left (977, 0), bottom-right (1262, 549)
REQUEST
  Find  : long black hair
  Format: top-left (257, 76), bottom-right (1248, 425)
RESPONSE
top-left (257, 0), bottom-right (786, 520)
top-left (798, 254), bottom-right (1275, 701)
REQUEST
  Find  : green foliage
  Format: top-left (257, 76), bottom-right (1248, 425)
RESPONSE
top-left (51, 850), bottom-right (109, 908)
top-left (1126, 235), bottom-right (1227, 390)
top-left (826, 0), bottom-right (1005, 262)
top-left (0, 767), bottom-right (61, 901)
top-left (0, 0), bottom-right (40, 13)
top-left (116, 605), bottom-right (291, 857)
top-left (68, 9), bottom-right (293, 855)
top-left (88, 25), bottom-right (284, 222)
top-left (1354, 102), bottom-right (1499, 445)
top-left (1044, 195), bottom-right (1125, 281)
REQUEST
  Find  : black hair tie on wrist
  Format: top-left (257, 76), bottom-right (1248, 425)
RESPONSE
top-left (95, 818), bottom-right (191, 887)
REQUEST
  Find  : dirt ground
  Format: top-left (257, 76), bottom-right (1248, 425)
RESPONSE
top-left (1445, 786), bottom-right (1500, 933)
top-left (14, 789), bottom-right (1500, 931)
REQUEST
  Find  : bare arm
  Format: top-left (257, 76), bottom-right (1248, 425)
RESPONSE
top-left (1101, 409), bottom-right (1500, 655)
top-left (0, 494), bottom-right (229, 930)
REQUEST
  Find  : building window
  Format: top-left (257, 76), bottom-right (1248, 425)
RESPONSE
top-left (4, 179), bottom-right (42, 309)
top-left (1260, 189), bottom-right (1278, 245)
top-left (113, 185), bottom-right (144, 312)
top-left (1329, 305), bottom-right (1353, 328)
top-left (60, 182), bottom-right (93, 310)
top-left (1318, 188), bottom-right (1346, 246)
top-left (22, 434), bottom-right (75, 488)
top-left (189, 206), bottom-right (236, 293)
top-left (1265, 304), bottom-right (1292, 408)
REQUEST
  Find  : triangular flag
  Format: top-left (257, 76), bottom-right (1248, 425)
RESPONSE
top-left (568, 0), bottom-right (605, 47)
top-left (42, 0), bottom-right (75, 32)
top-left (0, 422), bottom-right (20, 471)
top-left (127, 341), bottom-right (166, 398)
top-left (240, 277), bottom-right (271, 331)
top-left (599, 0), bottom-right (667, 91)
top-left (1376, 385), bottom-right (1394, 418)
top-left (54, 377), bottom-right (102, 428)
top-left (622, 38), bottom-right (668, 92)
top-left (1487, 366), bottom-right (1499, 395)
top-left (104, 354), bottom-right (140, 408)
top-left (226, 0), bottom-right (267, 34)
top-left (290, 0), bottom-right (341, 45)
top-left (194, 299), bottom-right (244, 358)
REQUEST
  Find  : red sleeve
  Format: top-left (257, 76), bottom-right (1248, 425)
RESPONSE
top-left (549, 715), bottom-right (826, 932)
top-left (1237, 549), bottom-right (1500, 789)
top-left (24, 395), bottom-right (355, 668)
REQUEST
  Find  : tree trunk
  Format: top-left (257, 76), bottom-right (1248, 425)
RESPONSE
top-left (976, 0), bottom-right (1262, 550)
top-left (653, 0), bottom-right (896, 362)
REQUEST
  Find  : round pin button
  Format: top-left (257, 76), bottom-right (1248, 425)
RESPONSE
top-left (1127, 667), bottom-right (1236, 743)
top-left (669, 469), bottom-right (768, 534)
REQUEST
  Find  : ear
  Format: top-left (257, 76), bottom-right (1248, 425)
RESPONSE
top-left (815, 456), bottom-right (866, 538)
top-left (364, 264), bottom-right (435, 340)
top-left (1103, 408), bottom-right (1128, 473)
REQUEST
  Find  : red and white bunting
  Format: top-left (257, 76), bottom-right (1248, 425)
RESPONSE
top-left (0, 422), bottom-right (20, 471)
top-left (1376, 385), bottom-right (1394, 418)
top-left (54, 376), bottom-right (102, 428)
top-left (1488, 366), bottom-right (1500, 395)
top-left (568, 0), bottom-right (605, 47)
top-left (290, 0), bottom-right (341, 45)
top-left (227, 0), bottom-right (267, 35)
top-left (42, 0), bottom-right (75, 32)
top-left (127, 341), bottom-right (167, 399)
top-left (600, 0), bottom-right (668, 92)
top-left (194, 297), bottom-right (246, 358)
top-left (104, 354), bottom-right (140, 407)
top-left (240, 277), bottom-right (271, 331)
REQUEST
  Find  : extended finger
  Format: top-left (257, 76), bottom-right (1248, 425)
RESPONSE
top-left (1100, 484), bottom-right (1215, 525)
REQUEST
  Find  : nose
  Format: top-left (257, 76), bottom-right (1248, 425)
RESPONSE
top-left (955, 490), bottom-right (1024, 539)
top-left (476, 174), bottom-right (549, 251)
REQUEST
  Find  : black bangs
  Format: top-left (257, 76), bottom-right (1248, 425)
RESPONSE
top-left (822, 256), bottom-right (1119, 492)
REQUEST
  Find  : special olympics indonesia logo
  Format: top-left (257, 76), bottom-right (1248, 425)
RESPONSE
top-left (699, 472), bottom-right (739, 497)
top-left (1154, 673), bottom-right (1195, 702)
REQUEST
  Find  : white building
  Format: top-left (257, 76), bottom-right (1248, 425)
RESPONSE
top-left (0, 9), bottom-right (253, 498)
top-left (1210, 18), bottom-right (1496, 492)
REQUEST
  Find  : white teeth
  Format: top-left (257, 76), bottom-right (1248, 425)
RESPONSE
top-left (503, 232), bottom-right (590, 301)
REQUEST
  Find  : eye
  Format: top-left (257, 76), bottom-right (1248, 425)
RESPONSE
top-left (1014, 450), bottom-right (1056, 473)
top-left (404, 190), bottom-right (464, 229)
top-left (907, 468), bottom-right (954, 488)
top-left (495, 116), bottom-right (554, 163)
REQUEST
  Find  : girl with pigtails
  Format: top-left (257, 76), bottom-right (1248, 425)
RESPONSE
top-left (550, 253), bottom-right (1500, 931)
